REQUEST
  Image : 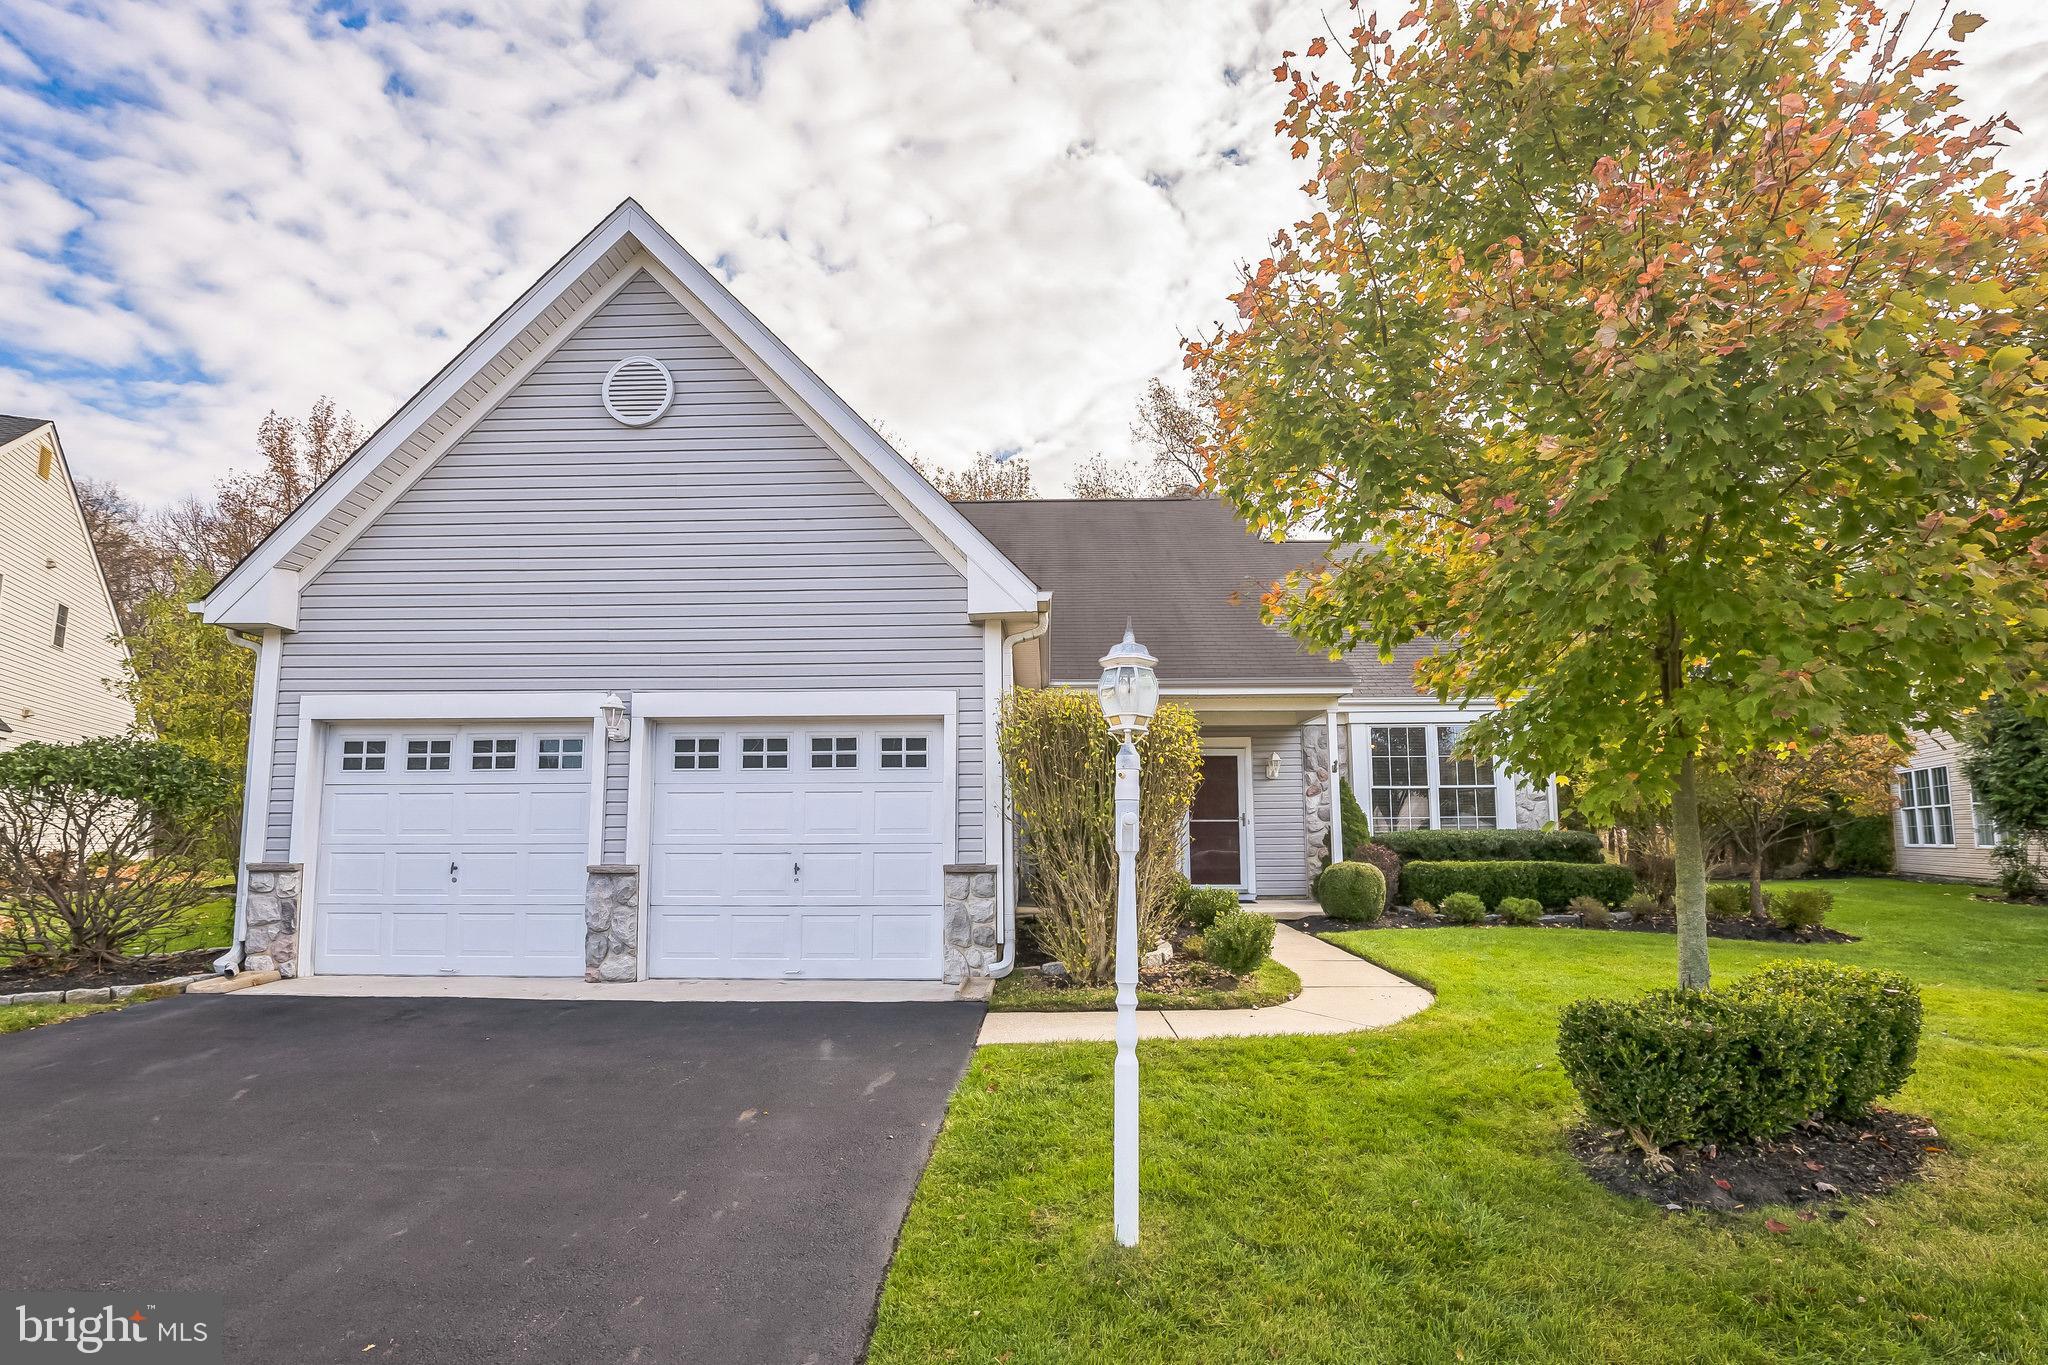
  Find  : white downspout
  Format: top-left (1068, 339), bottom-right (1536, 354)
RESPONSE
top-left (1327, 706), bottom-right (1343, 863)
top-left (987, 612), bottom-right (1051, 979)
top-left (215, 627), bottom-right (280, 975)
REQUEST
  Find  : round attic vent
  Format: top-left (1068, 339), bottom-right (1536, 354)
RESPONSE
top-left (602, 355), bottom-right (674, 426)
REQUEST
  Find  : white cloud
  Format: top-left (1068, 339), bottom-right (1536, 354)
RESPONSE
top-left (0, 0), bottom-right (2044, 504)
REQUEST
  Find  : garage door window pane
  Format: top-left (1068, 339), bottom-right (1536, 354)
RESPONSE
top-left (673, 736), bottom-right (719, 770)
top-left (405, 739), bottom-right (450, 771)
top-left (741, 736), bottom-right (788, 770)
top-left (538, 737), bottom-right (584, 771)
top-left (811, 735), bottom-right (858, 769)
top-left (880, 736), bottom-right (928, 770)
top-left (341, 739), bottom-right (386, 772)
top-left (471, 738), bottom-right (517, 771)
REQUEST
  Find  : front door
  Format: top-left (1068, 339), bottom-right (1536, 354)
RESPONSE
top-left (1188, 753), bottom-right (1247, 890)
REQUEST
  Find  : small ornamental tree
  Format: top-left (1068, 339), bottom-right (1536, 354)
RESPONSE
top-left (1700, 733), bottom-right (1900, 915)
top-left (998, 689), bottom-right (1203, 984)
top-left (1962, 698), bottom-right (2048, 895)
top-left (0, 738), bottom-right (238, 969)
top-left (1194, 0), bottom-right (2048, 989)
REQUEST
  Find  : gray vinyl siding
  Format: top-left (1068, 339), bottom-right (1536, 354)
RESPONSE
top-left (268, 269), bottom-right (985, 865)
top-left (1246, 726), bottom-right (1311, 898)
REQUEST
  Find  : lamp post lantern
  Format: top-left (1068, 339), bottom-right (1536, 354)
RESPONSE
top-left (1097, 625), bottom-right (1158, 1247)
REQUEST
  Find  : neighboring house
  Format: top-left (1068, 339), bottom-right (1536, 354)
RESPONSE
top-left (1894, 728), bottom-right (2003, 883)
top-left (196, 200), bottom-right (1544, 988)
top-left (0, 415), bottom-right (134, 751)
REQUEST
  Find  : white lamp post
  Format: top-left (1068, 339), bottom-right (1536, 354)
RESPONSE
top-left (1097, 625), bottom-right (1158, 1248)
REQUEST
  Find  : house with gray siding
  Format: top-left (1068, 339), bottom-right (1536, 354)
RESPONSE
top-left (199, 200), bottom-right (1551, 989)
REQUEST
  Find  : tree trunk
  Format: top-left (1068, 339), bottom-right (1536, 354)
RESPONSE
top-left (1748, 848), bottom-right (1767, 919)
top-left (1671, 749), bottom-right (1712, 991)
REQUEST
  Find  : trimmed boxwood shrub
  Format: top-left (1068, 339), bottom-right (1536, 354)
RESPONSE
top-left (1204, 907), bottom-right (1276, 973)
top-left (1557, 960), bottom-right (1922, 1151)
top-left (1401, 859), bottom-right (1634, 910)
top-left (1370, 828), bottom-right (1603, 864)
top-left (1316, 861), bottom-right (1388, 922)
top-left (1440, 892), bottom-right (1488, 925)
top-left (1497, 896), bottom-right (1542, 925)
top-left (1705, 883), bottom-right (1752, 919)
top-left (1769, 886), bottom-right (1832, 931)
top-left (1179, 885), bottom-right (1239, 931)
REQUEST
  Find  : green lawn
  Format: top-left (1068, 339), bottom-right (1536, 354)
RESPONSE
top-left (989, 959), bottom-right (1301, 1012)
top-left (0, 984), bottom-right (180, 1035)
top-left (870, 879), bottom-right (2048, 1364)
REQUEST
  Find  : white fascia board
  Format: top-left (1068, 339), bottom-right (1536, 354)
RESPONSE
top-left (631, 689), bottom-right (957, 720)
top-left (1339, 698), bottom-right (1501, 719)
top-left (201, 198), bottom-right (1042, 626)
top-left (201, 568), bottom-right (299, 631)
top-left (199, 200), bottom-right (652, 623)
top-left (622, 207), bottom-right (1041, 617)
top-left (301, 692), bottom-right (608, 722)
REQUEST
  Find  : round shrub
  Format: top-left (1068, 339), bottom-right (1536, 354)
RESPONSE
top-left (1203, 907), bottom-right (1276, 974)
top-left (1568, 894), bottom-right (1609, 927)
top-left (1316, 861), bottom-right (1388, 923)
top-left (1769, 886), bottom-right (1832, 931)
top-left (1180, 885), bottom-right (1240, 931)
top-left (1557, 960), bottom-right (1922, 1151)
top-left (1704, 883), bottom-right (1752, 920)
top-left (1497, 896), bottom-right (1542, 925)
top-left (1622, 892), bottom-right (1661, 917)
top-left (1440, 892), bottom-right (1488, 925)
top-left (1346, 840), bottom-right (1403, 912)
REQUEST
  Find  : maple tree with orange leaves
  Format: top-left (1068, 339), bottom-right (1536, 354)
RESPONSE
top-left (1192, 0), bottom-right (2048, 988)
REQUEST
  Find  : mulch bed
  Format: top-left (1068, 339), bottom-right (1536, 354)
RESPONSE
top-left (1296, 907), bottom-right (1856, 943)
top-left (1013, 921), bottom-right (1246, 994)
top-left (0, 948), bottom-right (221, 995)
top-left (1569, 1108), bottom-right (1943, 1213)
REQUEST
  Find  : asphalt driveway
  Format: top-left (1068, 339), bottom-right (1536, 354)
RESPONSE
top-left (1, 993), bottom-right (984, 1363)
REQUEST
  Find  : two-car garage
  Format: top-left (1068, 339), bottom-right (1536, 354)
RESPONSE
top-left (303, 706), bottom-right (950, 982)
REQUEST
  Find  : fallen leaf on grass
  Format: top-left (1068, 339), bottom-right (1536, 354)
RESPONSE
top-left (1765, 1218), bottom-right (1793, 1234)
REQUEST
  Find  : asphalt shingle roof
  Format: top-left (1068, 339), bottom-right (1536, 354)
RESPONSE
top-left (956, 497), bottom-right (1356, 689)
top-left (0, 414), bottom-right (50, 446)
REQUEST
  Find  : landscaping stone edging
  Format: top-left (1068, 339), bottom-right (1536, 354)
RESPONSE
top-left (0, 975), bottom-right (211, 1008)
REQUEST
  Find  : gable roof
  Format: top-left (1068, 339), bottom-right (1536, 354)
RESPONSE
top-left (200, 200), bottom-right (1044, 629)
top-left (0, 413), bottom-right (50, 446)
top-left (956, 498), bottom-right (1353, 689)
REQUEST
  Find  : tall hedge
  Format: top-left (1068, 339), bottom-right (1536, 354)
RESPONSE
top-left (1401, 859), bottom-right (1633, 909)
top-left (1370, 828), bottom-right (1603, 864)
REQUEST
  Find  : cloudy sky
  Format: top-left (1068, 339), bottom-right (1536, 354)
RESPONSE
top-left (4, 1), bottom-right (2047, 506)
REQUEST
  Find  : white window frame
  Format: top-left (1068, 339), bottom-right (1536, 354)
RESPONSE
top-left (339, 738), bottom-right (387, 773)
top-left (879, 734), bottom-right (930, 771)
top-left (1974, 802), bottom-right (2002, 849)
top-left (537, 735), bottom-right (585, 771)
top-left (672, 735), bottom-right (721, 771)
top-left (811, 734), bottom-right (860, 770)
top-left (404, 737), bottom-right (452, 772)
top-left (739, 734), bottom-right (790, 770)
top-left (471, 736), bottom-right (519, 771)
top-left (1361, 722), bottom-right (1509, 832)
top-left (1897, 765), bottom-right (1955, 848)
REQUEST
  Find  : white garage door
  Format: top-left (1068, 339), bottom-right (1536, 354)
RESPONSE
top-left (313, 724), bottom-right (592, 976)
top-left (647, 721), bottom-right (946, 979)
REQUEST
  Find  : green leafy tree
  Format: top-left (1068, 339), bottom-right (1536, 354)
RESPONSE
top-left (1194, 0), bottom-right (2048, 988)
top-left (1962, 699), bottom-right (2048, 895)
top-left (1698, 733), bottom-right (1900, 916)
top-left (117, 567), bottom-right (254, 785)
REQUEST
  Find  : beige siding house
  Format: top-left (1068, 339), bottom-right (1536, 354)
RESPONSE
top-left (0, 416), bottom-right (134, 751)
top-left (1894, 729), bottom-right (2001, 883)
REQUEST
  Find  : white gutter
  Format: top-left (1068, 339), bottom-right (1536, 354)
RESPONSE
top-left (988, 612), bottom-right (1051, 978)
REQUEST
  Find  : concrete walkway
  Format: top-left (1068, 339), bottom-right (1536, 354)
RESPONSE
top-left (976, 922), bottom-right (1433, 1044)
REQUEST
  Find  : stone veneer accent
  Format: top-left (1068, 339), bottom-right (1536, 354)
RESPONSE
top-left (243, 862), bottom-right (303, 977)
top-left (942, 863), bottom-right (999, 984)
top-left (1303, 722), bottom-right (1335, 878)
top-left (585, 864), bottom-right (641, 982)
top-left (1513, 782), bottom-right (1552, 831)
